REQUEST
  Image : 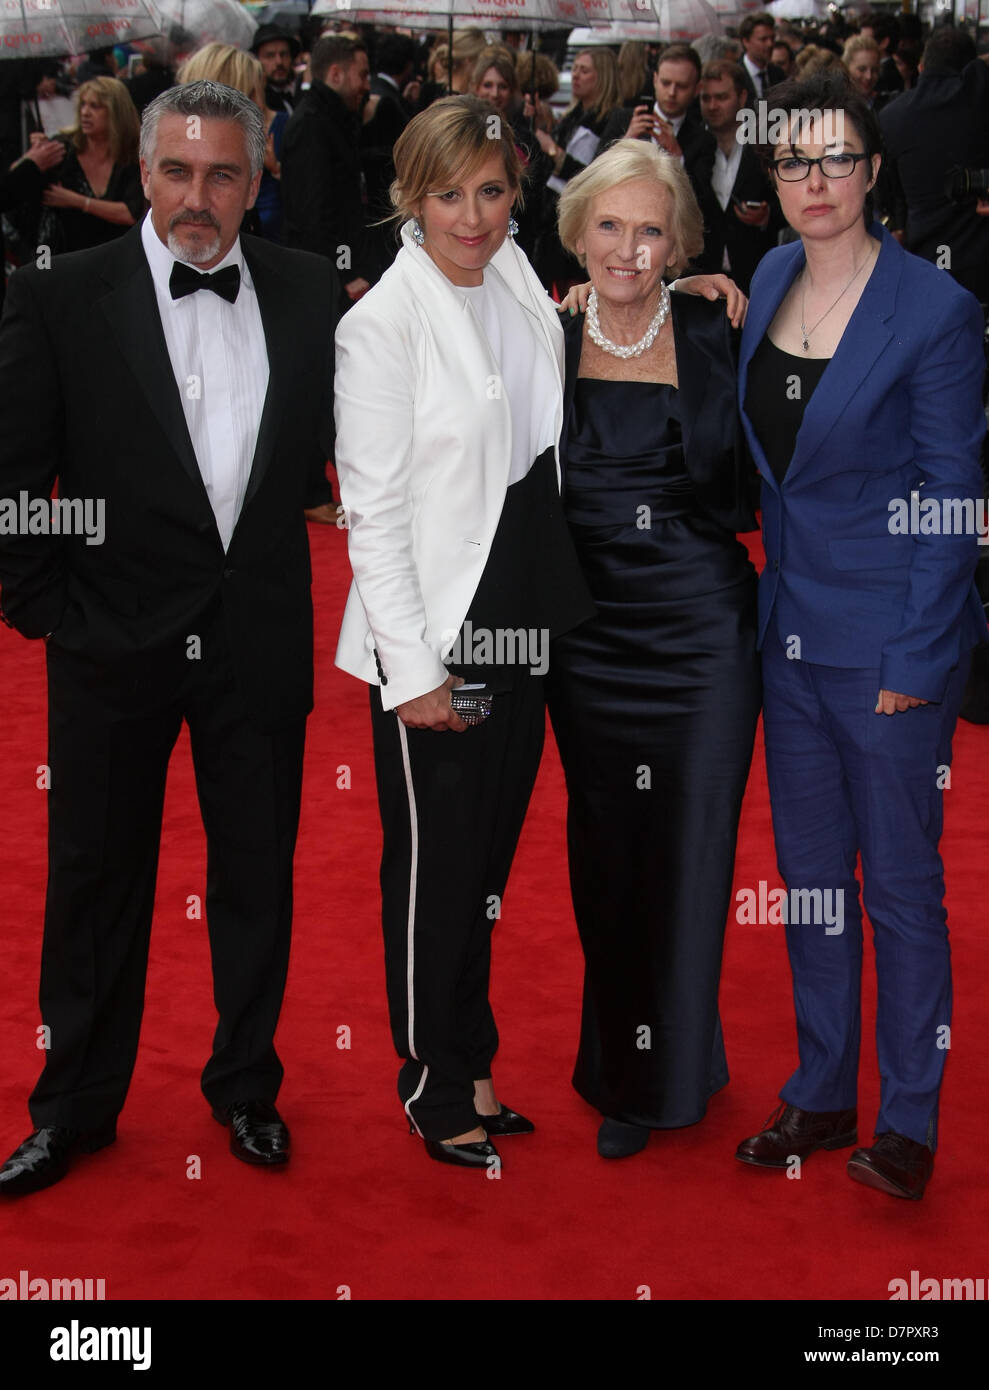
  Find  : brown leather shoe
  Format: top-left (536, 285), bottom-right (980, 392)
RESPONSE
top-left (736, 1102), bottom-right (858, 1168)
top-left (847, 1131), bottom-right (934, 1200)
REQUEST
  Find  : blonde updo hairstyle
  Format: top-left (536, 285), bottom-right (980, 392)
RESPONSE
top-left (558, 138), bottom-right (704, 277)
top-left (390, 94), bottom-right (524, 225)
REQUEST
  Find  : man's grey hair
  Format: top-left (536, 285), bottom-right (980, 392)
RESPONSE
top-left (140, 80), bottom-right (266, 177)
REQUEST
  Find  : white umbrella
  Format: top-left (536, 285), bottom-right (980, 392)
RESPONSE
top-left (0, 0), bottom-right (166, 57)
top-left (314, 0), bottom-right (720, 31)
top-left (155, 0), bottom-right (258, 48)
top-left (766, 0), bottom-right (832, 19)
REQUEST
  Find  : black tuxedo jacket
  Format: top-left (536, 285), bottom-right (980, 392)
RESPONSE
top-left (560, 294), bottom-right (756, 535)
top-left (691, 140), bottom-right (782, 293)
top-left (0, 223), bottom-right (337, 728)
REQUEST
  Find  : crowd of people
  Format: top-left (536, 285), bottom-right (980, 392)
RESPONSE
top-left (0, 13), bottom-right (986, 1205)
top-left (2, 12), bottom-right (988, 307)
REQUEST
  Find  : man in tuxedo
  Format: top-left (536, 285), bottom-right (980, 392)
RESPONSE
top-left (0, 80), bottom-right (336, 1196)
top-left (599, 44), bottom-right (709, 181)
top-left (691, 61), bottom-right (781, 293)
top-left (738, 13), bottom-right (786, 109)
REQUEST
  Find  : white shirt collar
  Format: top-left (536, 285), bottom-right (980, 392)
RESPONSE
top-left (141, 210), bottom-right (250, 298)
top-left (376, 72), bottom-right (400, 92)
top-left (654, 103), bottom-right (684, 136)
top-left (743, 53), bottom-right (765, 82)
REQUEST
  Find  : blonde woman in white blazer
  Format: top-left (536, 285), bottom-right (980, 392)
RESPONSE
top-left (333, 96), bottom-right (740, 1170)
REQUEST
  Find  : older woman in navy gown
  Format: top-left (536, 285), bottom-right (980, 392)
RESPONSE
top-left (546, 141), bottom-right (761, 1157)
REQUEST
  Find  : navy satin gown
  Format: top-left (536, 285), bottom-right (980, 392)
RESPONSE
top-left (546, 299), bottom-right (761, 1128)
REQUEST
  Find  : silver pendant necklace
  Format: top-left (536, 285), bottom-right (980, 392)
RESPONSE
top-left (800, 243), bottom-right (877, 352)
top-left (587, 284), bottom-right (670, 359)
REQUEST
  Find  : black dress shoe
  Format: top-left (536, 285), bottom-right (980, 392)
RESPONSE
top-left (423, 1136), bottom-right (501, 1170)
top-left (475, 1104), bottom-right (534, 1137)
top-left (847, 1131), bottom-right (934, 1200)
top-left (598, 1117), bottom-right (650, 1159)
top-left (736, 1101), bottom-right (858, 1168)
top-left (212, 1101), bottom-right (290, 1166)
top-left (0, 1124), bottom-right (116, 1197)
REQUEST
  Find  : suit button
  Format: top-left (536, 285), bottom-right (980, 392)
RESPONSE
top-left (223, 568), bottom-right (235, 579)
top-left (773, 561), bottom-right (779, 571)
top-left (380, 675), bottom-right (388, 686)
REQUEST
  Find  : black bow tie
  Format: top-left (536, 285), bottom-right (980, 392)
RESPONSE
top-left (169, 261), bottom-right (240, 304)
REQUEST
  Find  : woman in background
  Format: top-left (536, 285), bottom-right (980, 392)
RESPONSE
top-left (39, 78), bottom-right (142, 253)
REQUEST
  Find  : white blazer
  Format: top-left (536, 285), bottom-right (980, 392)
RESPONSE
top-left (333, 219), bottom-right (565, 710)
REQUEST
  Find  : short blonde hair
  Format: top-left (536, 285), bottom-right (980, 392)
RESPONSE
top-left (390, 95), bottom-right (523, 223)
top-left (178, 42), bottom-right (266, 109)
top-left (558, 139), bottom-right (704, 275)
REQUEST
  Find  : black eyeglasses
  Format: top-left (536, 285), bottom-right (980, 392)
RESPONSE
top-left (772, 153), bottom-right (872, 181)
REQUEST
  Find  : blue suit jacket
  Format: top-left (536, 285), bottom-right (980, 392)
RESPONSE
top-left (739, 223), bottom-right (986, 702)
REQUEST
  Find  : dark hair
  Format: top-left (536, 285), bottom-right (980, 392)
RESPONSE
top-left (739, 13), bottom-right (775, 44)
top-left (921, 26), bottom-right (977, 75)
top-left (376, 33), bottom-right (416, 78)
top-left (657, 43), bottom-right (702, 79)
top-left (701, 59), bottom-right (747, 96)
top-left (311, 35), bottom-right (366, 85)
top-left (760, 71), bottom-right (882, 223)
top-left (860, 11), bottom-right (900, 49)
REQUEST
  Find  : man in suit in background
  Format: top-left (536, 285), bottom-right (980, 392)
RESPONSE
top-left (362, 33), bottom-right (418, 281)
top-left (599, 44), bottom-right (709, 187)
top-left (0, 80), bottom-right (337, 1196)
top-left (738, 13), bottom-right (786, 109)
top-left (281, 34), bottom-right (372, 307)
top-left (880, 26), bottom-right (989, 304)
top-left (251, 24), bottom-right (301, 116)
top-left (691, 61), bottom-right (781, 293)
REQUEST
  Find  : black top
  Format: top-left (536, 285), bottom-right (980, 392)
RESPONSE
top-left (45, 145), bottom-right (145, 254)
top-left (744, 334), bottom-right (829, 486)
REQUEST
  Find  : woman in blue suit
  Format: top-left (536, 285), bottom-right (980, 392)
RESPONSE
top-left (734, 72), bottom-right (986, 1200)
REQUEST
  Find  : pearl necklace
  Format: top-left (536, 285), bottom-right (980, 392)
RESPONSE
top-left (586, 284), bottom-right (670, 359)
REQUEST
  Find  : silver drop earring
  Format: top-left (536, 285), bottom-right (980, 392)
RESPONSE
top-left (412, 219), bottom-right (425, 247)
top-left (508, 217), bottom-right (519, 238)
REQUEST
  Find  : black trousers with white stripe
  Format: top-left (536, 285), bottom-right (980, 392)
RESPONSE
top-left (370, 673), bottom-right (545, 1141)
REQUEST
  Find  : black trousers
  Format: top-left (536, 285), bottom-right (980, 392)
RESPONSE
top-left (29, 604), bottom-right (306, 1131)
top-left (370, 673), bottom-right (545, 1141)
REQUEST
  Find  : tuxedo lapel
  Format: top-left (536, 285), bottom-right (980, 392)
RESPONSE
top-left (98, 226), bottom-right (202, 492)
top-left (241, 238), bottom-right (294, 509)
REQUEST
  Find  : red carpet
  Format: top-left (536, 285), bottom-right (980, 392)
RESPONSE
top-left (1, 523), bottom-right (987, 1303)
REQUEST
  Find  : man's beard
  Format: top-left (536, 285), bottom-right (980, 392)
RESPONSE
top-left (168, 212), bottom-right (222, 266)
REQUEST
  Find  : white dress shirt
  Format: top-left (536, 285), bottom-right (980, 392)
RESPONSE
top-left (460, 273), bottom-right (558, 486)
top-left (141, 212), bottom-right (269, 551)
top-left (711, 139), bottom-right (744, 212)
